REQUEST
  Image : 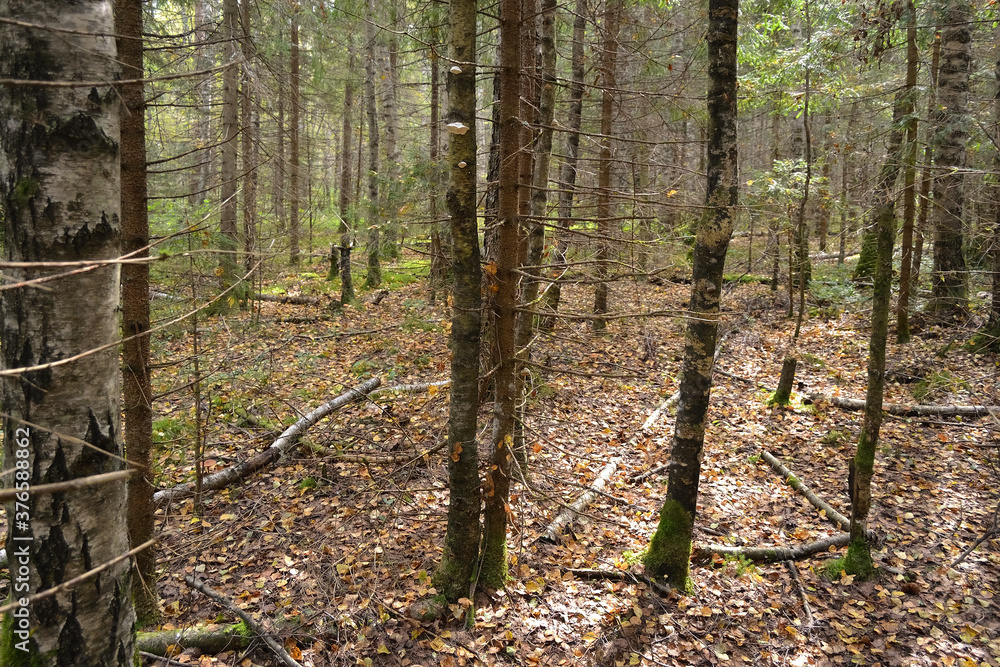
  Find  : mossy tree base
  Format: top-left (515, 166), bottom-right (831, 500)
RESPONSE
top-left (643, 499), bottom-right (694, 593)
top-left (767, 355), bottom-right (797, 407)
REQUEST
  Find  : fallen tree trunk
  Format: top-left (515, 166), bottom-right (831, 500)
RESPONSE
top-left (185, 575), bottom-right (302, 667)
top-left (761, 451), bottom-right (850, 531)
top-left (369, 379), bottom-right (450, 397)
top-left (540, 456), bottom-right (622, 543)
top-left (693, 533), bottom-right (850, 563)
top-left (807, 393), bottom-right (997, 418)
top-left (153, 378), bottom-right (380, 507)
top-left (255, 293), bottom-right (321, 305)
top-left (137, 624), bottom-right (247, 658)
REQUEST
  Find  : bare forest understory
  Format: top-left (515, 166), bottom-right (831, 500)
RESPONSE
top-left (8, 257), bottom-right (998, 667)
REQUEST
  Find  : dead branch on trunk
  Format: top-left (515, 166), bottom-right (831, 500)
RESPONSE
top-left (761, 451), bottom-right (850, 531)
top-left (185, 575), bottom-right (302, 667)
top-left (693, 533), bottom-right (850, 563)
top-left (807, 393), bottom-right (998, 418)
top-left (153, 378), bottom-right (380, 507)
top-left (137, 624), bottom-right (248, 658)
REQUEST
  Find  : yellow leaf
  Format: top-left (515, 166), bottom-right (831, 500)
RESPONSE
top-left (428, 384), bottom-right (439, 396)
top-left (377, 644), bottom-right (390, 654)
top-left (430, 637), bottom-right (445, 651)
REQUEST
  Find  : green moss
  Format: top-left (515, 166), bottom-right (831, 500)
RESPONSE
top-left (844, 536), bottom-right (877, 580)
top-left (0, 602), bottom-right (45, 666)
top-left (11, 178), bottom-right (39, 206)
top-left (643, 499), bottom-right (694, 593)
top-left (478, 536), bottom-right (509, 590)
top-left (823, 556), bottom-right (847, 580)
top-left (766, 388), bottom-right (792, 407)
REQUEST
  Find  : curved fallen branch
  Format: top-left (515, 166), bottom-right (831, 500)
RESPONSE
top-left (153, 378), bottom-right (380, 507)
top-left (137, 624), bottom-right (247, 658)
top-left (693, 533), bottom-right (850, 563)
top-left (185, 575), bottom-right (302, 667)
top-left (807, 393), bottom-right (997, 418)
top-left (761, 451), bottom-right (850, 532)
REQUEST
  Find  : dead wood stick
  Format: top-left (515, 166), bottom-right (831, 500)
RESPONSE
top-left (761, 451), bottom-right (850, 532)
top-left (693, 533), bottom-right (850, 563)
top-left (807, 393), bottom-right (998, 418)
top-left (369, 379), bottom-right (450, 397)
top-left (784, 560), bottom-right (814, 627)
top-left (540, 456), bottom-right (622, 543)
top-left (254, 293), bottom-right (320, 305)
top-left (950, 501), bottom-right (1000, 569)
top-left (153, 378), bottom-right (380, 507)
top-left (565, 568), bottom-right (673, 597)
top-left (184, 575), bottom-right (302, 667)
top-left (0, 469), bottom-right (133, 502)
top-left (137, 624), bottom-right (247, 658)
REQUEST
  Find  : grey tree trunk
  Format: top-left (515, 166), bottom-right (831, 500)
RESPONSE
top-left (365, 0), bottom-right (382, 288)
top-left (433, 0), bottom-right (482, 604)
top-left (928, 0), bottom-right (972, 316)
top-left (539, 0), bottom-right (586, 331)
top-left (644, 0), bottom-right (738, 591)
top-left (592, 0), bottom-right (621, 332)
top-left (218, 0), bottom-right (241, 304)
top-left (0, 0), bottom-right (136, 662)
top-left (289, 11), bottom-right (301, 265)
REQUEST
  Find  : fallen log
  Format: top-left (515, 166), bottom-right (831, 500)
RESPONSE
top-left (369, 379), bottom-right (450, 397)
top-left (761, 451), bottom-right (850, 532)
top-left (185, 575), bottom-right (302, 667)
top-left (807, 393), bottom-right (997, 418)
top-left (254, 293), bottom-right (321, 305)
top-left (693, 533), bottom-right (850, 563)
top-left (153, 378), bottom-right (380, 507)
top-left (137, 624), bottom-right (247, 658)
top-left (540, 456), bottom-right (622, 543)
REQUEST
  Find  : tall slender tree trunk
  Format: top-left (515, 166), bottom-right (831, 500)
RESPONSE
top-left (241, 0), bottom-right (259, 276)
top-left (381, 1), bottom-right (401, 259)
top-left (913, 35), bottom-right (942, 290)
top-left (218, 0), bottom-right (241, 306)
top-left (116, 0), bottom-right (158, 628)
top-left (540, 0), bottom-right (586, 330)
top-left (896, 1), bottom-right (919, 343)
top-left (845, 91), bottom-right (909, 578)
top-left (289, 7), bottom-right (301, 265)
top-left (191, 0), bottom-right (213, 209)
top-left (433, 0), bottom-right (481, 604)
top-left (338, 48), bottom-right (358, 305)
top-left (0, 1), bottom-right (137, 661)
top-left (644, 0), bottom-right (738, 591)
top-left (989, 24), bottom-right (1000, 330)
top-left (428, 29), bottom-right (447, 302)
top-left (928, 0), bottom-right (971, 316)
top-left (365, 0), bottom-right (382, 288)
top-left (592, 0), bottom-right (621, 332)
top-left (481, 0), bottom-right (522, 590)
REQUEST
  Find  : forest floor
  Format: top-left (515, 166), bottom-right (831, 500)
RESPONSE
top-left (50, 255), bottom-right (1000, 666)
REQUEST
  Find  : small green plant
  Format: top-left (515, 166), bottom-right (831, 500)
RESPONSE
top-left (820, 430), bottom-right (847, 446)
top-left (298, 477), bottom-right (318, 491)
top-left (747, 454), bottom-right (761, 464)
top-left (723, 554), bottom-right (757, 577)
top-left (823, 556), bottom-right (847, 581)
top-left (801, 353), bottom-right (826, 368)
top-left (912, 370), bottom-right (967, 402)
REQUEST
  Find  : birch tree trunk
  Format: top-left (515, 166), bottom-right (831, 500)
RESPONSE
top-left (116, 0), bottom-right (158, 627)
top-left (0, 0), bottom-right (136, 662)
top-left (433, 0), bottom-right (482, 603)
top-left (644, 0), bottom-right (738, 591)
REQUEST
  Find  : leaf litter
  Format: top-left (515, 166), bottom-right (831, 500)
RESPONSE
top-left (22, 260), bottom-right (996, 667)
